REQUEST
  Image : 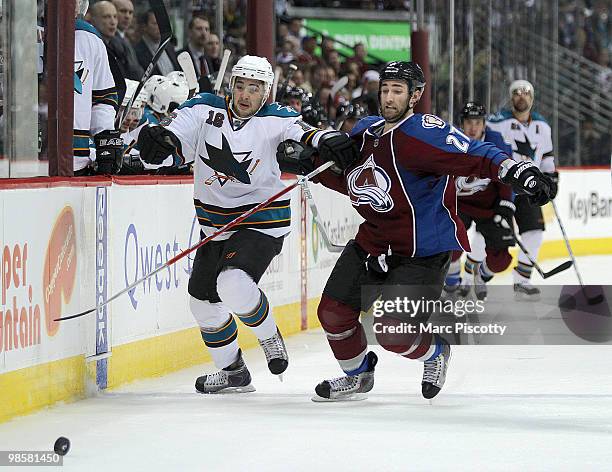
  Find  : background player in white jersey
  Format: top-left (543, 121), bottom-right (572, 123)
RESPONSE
top-left (487, 80), bottom-right (559, 299)
top-left (137, 55), bottom-right (359, 393)
top-left (74, 0), bottom-right (123, 175)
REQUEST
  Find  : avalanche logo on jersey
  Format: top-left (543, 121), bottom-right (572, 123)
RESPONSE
top-left (347, 155), bottom-right (394, 212)
top-left (201, 133), bottom-right (254, 186)
top-left (455, 176), bottom-right (491, 196)
top-left (73, 60), bottom-right (89, 95)
top-left (514, 133), bottom-right (537, 162)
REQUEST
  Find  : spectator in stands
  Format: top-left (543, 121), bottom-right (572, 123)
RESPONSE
top-left (134, 9), bottom-right (180, 76)
top-left (326, 49), bottom-right (342, 76)
top-left (288, 17), bottom-right (305, 41)
top-left (277, 37), bottom-right (298, 64)
top-left (355, 69), bottom-right (380, 114)
top-left (204, 33), bottom-right (222, 72)
top-left (111, 0), bottom-right (143, 77)
top-left (298, 35), bottom-right (319, 64)
top-left (179, 14), bottom-right (214, 91)
top-left (345, 42), bottom-right (369, 75)
top-left (90, 1), bottom-right (142, 81)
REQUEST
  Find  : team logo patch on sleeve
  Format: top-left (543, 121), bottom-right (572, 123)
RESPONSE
top-left (346, 155), bottom-right (394, 212)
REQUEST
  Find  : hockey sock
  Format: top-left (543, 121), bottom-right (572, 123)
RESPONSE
top-left (514, 261), bottom-right (534, 281)
top-left (343, 350), bottom-right (369, 376)
top-left (318, 295), bottom-right (367, 373)
top-left (464, 256), bottom-right (480, 275)
top-left (480, 261), bottom-right (494, 282)
top-left (190, 297), bottom-right (239, 369)
top-left (446, 260), bottom-right (461, 286)
top-left (217, 268), bottom-right (278, 340)
top-left (517, 229), bottom-right (543, 265)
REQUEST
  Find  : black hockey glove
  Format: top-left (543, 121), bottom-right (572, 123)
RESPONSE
top-left (94, 129), bottom-right (123, 174)
top-left (317, 131), bottom-right (359, 172)
top-left (544, 171), bottom-right (559, 200)
top-left (493, 199), bottom-right (516, 229)
top-left (500, 160), bottom-right (551, 206)
top-left (276, 140), bottom-right (316, 175)
top-left (137, 125), bottom-right (181, 165)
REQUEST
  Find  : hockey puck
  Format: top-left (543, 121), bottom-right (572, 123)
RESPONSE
top-left (54, 437), bottom-right (70, 456)
top-left (558, 294), bottom-right (576, 312)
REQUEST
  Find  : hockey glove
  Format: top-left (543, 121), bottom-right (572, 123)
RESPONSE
top-left (544, 171), bottom-right (559, 200)
top-left (500, 160), bottom-right (551, 206)
top-left (317, 131), bottom-right (360, 172)
top-left (137, 125), bottom-right (181, 165)
top-left (94, 129), bottom-right (123, 175)
top-left (276, 140), bottom-right (316, 175)
top-left (493, 199), bottom-right (516, 229)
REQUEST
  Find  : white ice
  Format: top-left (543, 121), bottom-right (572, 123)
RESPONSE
top-left (1, 255), bottom-right (611, 472)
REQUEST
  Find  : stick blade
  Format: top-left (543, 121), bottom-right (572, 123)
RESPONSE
top-left (542, 260), bottom-right (573, 279)
top-left (177, 51), bottom-right (198, 98)
top-left (149, 0), bottom-right (172, 41)
top-left (54, 307), bottom-right (96, 322)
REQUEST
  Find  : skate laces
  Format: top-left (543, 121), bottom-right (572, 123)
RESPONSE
top-left (202, 369), bottom-right (229, 387)
top-left (327, 374), bottom-right (360, 393)
top-left (423, 355), bottom-right (443, 385)
top-left (259, 333), bottom-right (286, 363)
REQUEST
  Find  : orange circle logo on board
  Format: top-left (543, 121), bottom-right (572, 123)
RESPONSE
top-left (43, 207), bottom-right (77, 336)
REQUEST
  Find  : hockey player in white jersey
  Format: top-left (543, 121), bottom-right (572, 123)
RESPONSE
top-left (73, 0), bottom-right (123, 175)
top-left (137, 55), bottom-right (359, 393)
top-left (487, 80), bottom-right (559, 299)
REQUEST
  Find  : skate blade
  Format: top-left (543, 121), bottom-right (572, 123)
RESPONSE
top-left (277, 374), bottom-right (284, 382)
top-left (311, 393), bottom-right (368, 402)
top-left (197, 384), bottom-right (256, 395)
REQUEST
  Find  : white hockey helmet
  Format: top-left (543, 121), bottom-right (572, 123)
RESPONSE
top-left (148, 76), bottom-right (189, 114)
top-left (75, 0), bottom-right (89, 17)
top-left (167, 70), bottom-right (199, 94)
top-left (229, 55), bottom-right (274, 117)
top-left (509, 79), bottom-right (534, 98)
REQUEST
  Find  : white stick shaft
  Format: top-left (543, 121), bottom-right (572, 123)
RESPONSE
top-left (177, 51), bottom-right (198, 98)
top-left (214, 49), bottom-right (232, 94)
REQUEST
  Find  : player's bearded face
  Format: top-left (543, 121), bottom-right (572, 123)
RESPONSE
top-left (512, 90), bottom-right (533, 113)
top-left (380, 81), bottom-right (411, 122)
top-left (232, 78), bottom-right (266, 118)
top-left (462, 118), bottom-right (485, 140)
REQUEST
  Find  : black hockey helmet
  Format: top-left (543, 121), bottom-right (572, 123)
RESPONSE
top-left (379, 61), bottom-right (426, 94)
top-left (286, 86), bottom-right (305, 100)
top-left (336, 102), bottom-right (367, 121)
top-left (460, 101), bottom-right (486, 122)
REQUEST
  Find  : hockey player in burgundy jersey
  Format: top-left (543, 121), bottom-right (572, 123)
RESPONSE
top-left (444, 102), bottom-right (516, 301)
top-left (278, 61), bottom-right (553, 401)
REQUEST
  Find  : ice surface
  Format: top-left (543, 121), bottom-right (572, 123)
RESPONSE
top-left (1, 256), bottom-right (611, 471)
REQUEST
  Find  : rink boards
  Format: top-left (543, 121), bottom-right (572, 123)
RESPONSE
top-left (0, 168), bottom-right (610, 422)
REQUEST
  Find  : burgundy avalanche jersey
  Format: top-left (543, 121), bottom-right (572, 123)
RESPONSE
top-left (317, 113), bottom-right (511, 257)
top-left (456, 127), bottom-right (514, 220)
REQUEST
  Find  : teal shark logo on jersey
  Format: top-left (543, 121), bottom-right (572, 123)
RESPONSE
top-left (514, 134), bottom-right (536, 161)
top-left (74, 61), bottom-right (85, 94)
top-left (201, 133), bottom-right (253, 185)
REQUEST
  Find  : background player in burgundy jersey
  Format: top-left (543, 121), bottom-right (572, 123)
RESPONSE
top-left (278, 61), bottom-right (553, 402)
top-left (444, 102), bottom-right (516, 301)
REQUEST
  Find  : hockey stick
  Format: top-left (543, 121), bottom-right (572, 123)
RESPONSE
top-left (54, 161), bottom-right (335, 322)
top-left (300, 180), bottom-right (345, 253)
top-left (214, 49), bottom-right (231, 95)
top-left (271, 66), bottom-right (282, 104)
top-left (177, 51), bottom-right (198, 99)
top-left (551, 200), bottom-right (604, 305)
top-left (327, 76), bottom-right (348, 119)
top-left (275, 63), bottom-right (298, 103)
top-left (509, 223), bottom-right (572, 279)
top-left (115, 0), bottom-right (173, 128)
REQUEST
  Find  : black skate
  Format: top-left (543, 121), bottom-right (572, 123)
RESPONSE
top-left (259, 328), bottom-right (288, 377)
top-left (513, 281), bottom-right (541, 301)
top-left (195, 349), bottom-right (255, 394)
top-left (422, 339), bottom-right (451, 399)
top-left (312, 352), bottom-right (378, 402)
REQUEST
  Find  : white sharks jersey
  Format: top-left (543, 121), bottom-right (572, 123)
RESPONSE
top-left (163, 93), bottom-right (320, 239)
top-left (73, 20), bottom-right (118, 171)
top-left (487, 109), bottom-right (555, 172)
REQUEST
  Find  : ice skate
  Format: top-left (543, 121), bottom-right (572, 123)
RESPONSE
top-left (312, 352), bottom-right (378, 402)
top-left (513, 280), bottom-right (541, 301)
top-left (422, 339), bottom-right (451, 399)
top-left (472, 262), bottom-right (488, 301)
top-left (259, 328), bottom-right (289, 377)
top-left (195, 349), bottom-right (255, 394)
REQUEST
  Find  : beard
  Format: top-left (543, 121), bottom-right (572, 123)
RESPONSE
top-left (382, 102), bottom-right (409, 123)
top-left (513, 98), bottom-right (531, 112)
